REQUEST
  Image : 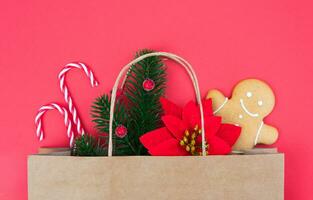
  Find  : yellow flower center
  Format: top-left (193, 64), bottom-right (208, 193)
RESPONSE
top-left (179, 125), bottom-right (202, 155)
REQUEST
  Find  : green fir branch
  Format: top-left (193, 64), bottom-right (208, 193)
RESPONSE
top-left (71, 134), bottom-right (106, 156)
top-left (91, 94), bottom-right (136, 155)
top-left (124, 49), bottom-right (166, 155)
top-left (91, 49), bottom-right (166, 156)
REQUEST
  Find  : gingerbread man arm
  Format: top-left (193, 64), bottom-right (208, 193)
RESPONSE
top-left (206, 89), bottom-right (228, 113)
top-left (257, 124), bottom-right (278, 145)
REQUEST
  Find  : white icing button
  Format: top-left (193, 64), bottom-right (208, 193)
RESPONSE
top-left (239, 114), bottom-right (243, 119)
top-left (258, 100), bottom-right (263, 106)
top-left (246, 92), bottom-right (252, 98)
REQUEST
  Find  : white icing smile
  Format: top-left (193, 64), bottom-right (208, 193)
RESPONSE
top-left (240, 99), bottom-right (259, 118)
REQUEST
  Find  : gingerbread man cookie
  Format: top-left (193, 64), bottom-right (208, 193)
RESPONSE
top-left (206, 79), bottom-right (278, 151)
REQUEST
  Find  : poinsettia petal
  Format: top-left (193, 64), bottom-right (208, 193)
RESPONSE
top-left (148, 138), bottom-right (189, 156)
top-left (202, 98), bottom-right (213, 117)
top-left (204, 116), bottom-right (222, 139)
top-left (182, 101), bottom-right (200, 128)
top-left (162, 115), bottom-right (187, 140)
top-left (160, 97), bottom-right (182, 118)
top-left (140, 127), bottom-right (173, 149)
top-left (216, 124), bottom-right (241, 146)
top-left (208, 136), bottom-right (231, 155)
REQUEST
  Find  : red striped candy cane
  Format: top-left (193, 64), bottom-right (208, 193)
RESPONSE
top-left (35, 103), bottom-right (75, 146)
top-left (58, 62), bottom-right (99, 135)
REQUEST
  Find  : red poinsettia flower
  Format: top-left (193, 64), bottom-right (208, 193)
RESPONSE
top-left (140, 97), bottom-right (241, 156)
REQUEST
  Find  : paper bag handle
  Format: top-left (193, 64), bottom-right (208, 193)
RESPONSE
top-left (108, 52), bottom-right (206, 156)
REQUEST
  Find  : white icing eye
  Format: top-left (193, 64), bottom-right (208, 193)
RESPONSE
top-left (246, 92), bottom-right (252, 98)
top-left (239, 114), bottom-right (243, 119)
top-left (258, 100), bottom-right (263, 106)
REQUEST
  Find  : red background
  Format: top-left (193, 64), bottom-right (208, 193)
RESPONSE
top-left (1, 1), bottom-right (312, 199)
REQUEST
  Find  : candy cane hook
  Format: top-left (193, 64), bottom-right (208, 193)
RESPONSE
top-left (58, 62), bottom-right (99, 135)
top-left (35, 103), bottom-right (75, 146)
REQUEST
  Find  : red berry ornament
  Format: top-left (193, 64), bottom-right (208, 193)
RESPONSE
top-left (142, 78), bottom-right (155, 91)
top-left (115, 125), bottom-right (128, 138)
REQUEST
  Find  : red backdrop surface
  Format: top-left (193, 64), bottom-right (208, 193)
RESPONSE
top-left (0, 1), bottom-right (312, 199)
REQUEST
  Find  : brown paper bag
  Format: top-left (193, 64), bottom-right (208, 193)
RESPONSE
top-left (28, 154), bottom-right (284, 200)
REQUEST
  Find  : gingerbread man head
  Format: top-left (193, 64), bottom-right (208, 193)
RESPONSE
top-left (231, 79), bottom-right (275, 119)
